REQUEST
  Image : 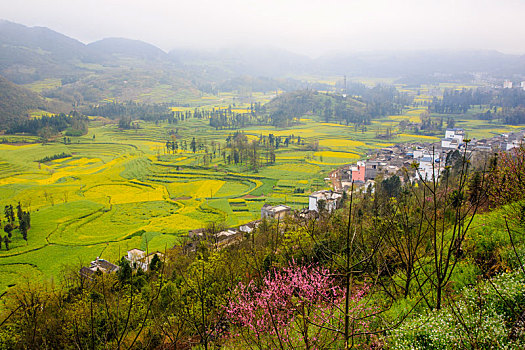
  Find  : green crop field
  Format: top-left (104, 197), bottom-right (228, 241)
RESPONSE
top-left (0, 84), bottom-right (524, 295)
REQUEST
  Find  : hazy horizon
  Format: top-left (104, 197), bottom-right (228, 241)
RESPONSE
top-left (1, 0), bottom-right (525, 58)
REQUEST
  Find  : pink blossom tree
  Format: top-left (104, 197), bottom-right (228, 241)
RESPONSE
top-left (226, 260), bottom-right (372, 349)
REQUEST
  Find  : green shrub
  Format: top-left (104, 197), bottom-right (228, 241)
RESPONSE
top-left (388, 272), bottom-right (525, 349)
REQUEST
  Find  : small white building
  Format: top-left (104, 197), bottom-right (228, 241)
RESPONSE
top-left (125, 249), bottom-right (163, 271)
top-left (506, 139), bottom-right (522, 151)
top-left (261, 204), bottom-right (291, 219)
top-left (442, 128), bottom-right (465, 149)
top-left (417, 156), bottom-right (443, 181)
top-left (441, 138), bottom-right (461, 149)
top-left (413, 149), bottom-right (424, 159)
top-left (504, 80), bottom-right (513, 89)
top-left (80, 257), bottom-right (119, 279)
top-left (239, 223), bottom-right (257, 234)
top-left (445, 128), bottom-right (465, 142)
top-left (127, 249), bottom-right (146, 263)
top-left (308, 190), bottom-right (342, 213)
top-left (216, 229), bottom-right (238, 240)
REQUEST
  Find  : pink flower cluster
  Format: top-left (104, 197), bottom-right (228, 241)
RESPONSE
top-left (226, 260), bottom-right (371, 348)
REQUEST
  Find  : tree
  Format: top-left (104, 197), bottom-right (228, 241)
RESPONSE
top-left (118, 257), bottom-right (132, 283)
top-left (380, 175), bottom-right (402, 198)
top-left (4, 223), bottom-right (13, 238)
top-left (149, 254), bottom-right (162, 272)
top-left (17, 202), bottom-right (23, 222)
top-left (488, 144), bottom-right (525, 207)
top-left (317, 199), bottom-right (327, 213)
top-left (20, 217), bottom-right (28, 241)
top-left (447, 117), bottom-right (456, 129)
top-left (417, 141), bottom-right (485, 309)
top-left (180, 255), bottom-right (231, 350)
top-left (191, 137), bottom-right (197, 153)
top-left (227, 260), bottom-right (372, 349)
top-left (4, 205), bottom-right (14, 224)
top-left (3, 235), bottom-right (9, 250)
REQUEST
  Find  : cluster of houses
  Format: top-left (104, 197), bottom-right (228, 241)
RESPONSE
top-left (338, 128), bottom-right (524, 189)
top-left (503, 80), bottom-right (525, 90)
top-left (80, 128), bottom-right (524, 277)
top-left (181, 190), bottom-right (345, 253)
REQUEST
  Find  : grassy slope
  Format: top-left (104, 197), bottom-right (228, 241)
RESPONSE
top-left (0, 75), bottom-right (44, 128)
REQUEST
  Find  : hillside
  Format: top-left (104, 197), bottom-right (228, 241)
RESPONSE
top-left (0, 20), bottom-right (89, 84)
top-left (87, 37), bottom-right (168, 62)
top-left (0, 20), bottom-right (198, 104)
top-left (0, 74), bottom-right (44, 128)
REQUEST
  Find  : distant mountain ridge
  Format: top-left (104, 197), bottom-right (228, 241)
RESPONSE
top-left (2, 19), bottom-right (525, 82)
top-left (87, 37), bottom-right (168, 62)
top-left (1, 19), bottom-right (525, 109)
top-left (314, 50), bottom-right (525, 78)
top-left (0, 20), bottom-right (200, 105)
top-left (0, 20), bottom-right (174, 83)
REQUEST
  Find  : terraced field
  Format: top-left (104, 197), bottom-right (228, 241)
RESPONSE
top-left (0, 119), bottom-right (324, 293)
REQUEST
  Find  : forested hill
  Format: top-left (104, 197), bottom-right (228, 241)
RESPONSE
top-left (0, 20), bottom-right (197, 104)
top-left (264, 90), bottom-right (362, 127)
top-left (0, 75), bottom-right (44, 128)
top-left (86, 38), bottom-right (169, 62)
top-left (265, 88), bottom-right (410, 127)
top-left (0, 20), bottom-right (88, 84)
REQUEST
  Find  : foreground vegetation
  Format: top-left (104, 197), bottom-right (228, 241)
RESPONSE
top-left (1, 143), bottom-right (524, 349)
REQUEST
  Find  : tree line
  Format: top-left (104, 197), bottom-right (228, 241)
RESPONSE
top-left (430, 87), bottom-right (525, 124)
top-left (87, 87), bottom-right (412, 132)
top-left (1, 202), bottom-right (31, 250)
top-left (6, 112), bottom-right (88, 138)
top-left (86, 101), bottom-right (174, 121)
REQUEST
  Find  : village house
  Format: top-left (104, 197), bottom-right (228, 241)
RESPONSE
top-left (215, 229), bottom-right (242, 245)
top-left (239, 221), bottom-right (259, 234)
top-left (442, 128), bottom-right (465, 149)
top-left (349, 161), bottom-right (366, 182)
top-left (184, 220), bottom-right (260, 252)
top-left (80, 257), bottom-right (119, 280)
top-left (261, 204), bottom-right (291, 219)
top-left (505, 133), bottom-right (523, 151)
top-left (365, 160), bottom-right (381, 180)
top-left (125, 249), bottom-right (164, 271)
top-left (416, 155), bottom-right (443, 181)
top-left (308, 190), bottom-right (342, 213)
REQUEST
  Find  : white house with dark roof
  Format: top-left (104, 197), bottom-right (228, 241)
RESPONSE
top-left (416, 155), bottom-right (443, 181)
top-left (80, 257), bottom-right (119, 279)
top-left (261, 204), bottom-right (291, 219)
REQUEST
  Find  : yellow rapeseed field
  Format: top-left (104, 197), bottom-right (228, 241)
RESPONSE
top-left (84, 184), bottom-right (166, 204)
top-left (166, 180), bottom-right (225, 199)
top-left (314, 151), bottom-right (360, 159)
top-left (319, 122), bottom-right (353, 128)
top-left (398, 134), bottom-right (439, 140)
top-left (388, 115), bottom-right (421, 123)
top-left (319, 139), bottom-right (366, 149)
top-left (142, 214), bottom-right (203, 232)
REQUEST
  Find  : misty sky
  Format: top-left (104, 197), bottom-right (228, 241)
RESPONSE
top-left (1, 0), bottom-right (524, 57)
